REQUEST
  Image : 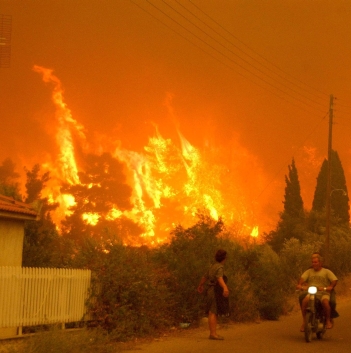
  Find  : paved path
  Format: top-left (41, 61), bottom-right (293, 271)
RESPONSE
top-left (125, 299), bottom-right (351, 353)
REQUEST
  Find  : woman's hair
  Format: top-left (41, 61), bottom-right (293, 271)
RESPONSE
top-left (215, 249), bottom-right (227, 263)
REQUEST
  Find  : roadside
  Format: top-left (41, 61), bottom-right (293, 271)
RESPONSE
top-left (120, 278), bottom-right (351, 352)
top-left (116, 274), bottom-right (351, 352)
top-left (0, 275), bottom-right (350, 353)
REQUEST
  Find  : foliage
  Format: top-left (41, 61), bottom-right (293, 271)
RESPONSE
top-left (22, 164), bottom-right (63, 267)
top-left (1, 152), bottom-right (351, 341)
top-left (77, 214), bottom-right (283, 341)
top-left (312, 158), bottom-right (328, 213)
top-left (228, 270), bottom-right (259, 322)
top-left (60, 153), bottom-right (142, 246)
top-left (245, 245), bottom-right (285, 320)
top-left (265, 159), bottom-right (306, 252)
top-left (329, 226), bottom-right (351, 277)
top-left (306, 209), bottom-right (326, 235)
top-left (312, 149), bottom-right (350, 224)
top-left (0, 158), bottom-right (22, 199)
top-left (153, 215), bottom-right (228, 322)
top-left (81, 239), bottom-right (175, 340)
top-left (279, 238), bottom-right (323, 288)
top-left (155, 215), bottom-right (259, 322)
top-left (283, 158), bottom-right (304, 217)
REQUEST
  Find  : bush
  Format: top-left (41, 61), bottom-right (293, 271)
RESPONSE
top-left (228, 270), bottom-right (259, 322)
top-left (244, 245), bottom-right (285, 320)
top-left (88, 244), bottom-right (174, 340)
top-left (68, 216), bottom-right (351, 341)
top-left (330, 227), bottom-right (351, 277)
top-left (153, 215), bottom-right (261, 323)
top-left (152, 215), bottom-right (226, 323)
top-left (280, 237), bottom-right (323, 290)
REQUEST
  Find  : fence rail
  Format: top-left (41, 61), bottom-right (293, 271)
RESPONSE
top-left (0, 267), bottom-right (91, 328)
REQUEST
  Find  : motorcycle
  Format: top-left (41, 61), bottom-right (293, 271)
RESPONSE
top-left (303, 286), bottom-right (326, 342)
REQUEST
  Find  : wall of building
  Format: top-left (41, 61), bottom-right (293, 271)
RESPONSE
top-left (0, 219), bottom-right (24, 266)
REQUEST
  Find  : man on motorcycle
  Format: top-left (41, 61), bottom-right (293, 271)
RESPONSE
top-left (296, 253), bottom-right (338, 332)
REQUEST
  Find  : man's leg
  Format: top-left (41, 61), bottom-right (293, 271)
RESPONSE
top-left (330, 289), bottom-right (339, 319)
top-left (300, 295), bottom-right (309, 332)
top-left (208, 311), bottom-right (218, 337)
top-left (321, 298), bottom-right (332, 329)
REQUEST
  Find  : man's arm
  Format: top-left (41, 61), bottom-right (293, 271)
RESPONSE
top-left (217, 276), bottom-right (229, 297)
top-left (197, 276), bottom-right (207, 293)
top-left (327, 279), bottom-right (338, 292)
top-left (296, 277), bottom-right (308, 291)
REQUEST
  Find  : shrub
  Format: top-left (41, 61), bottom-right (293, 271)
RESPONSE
top-left (153, 215), bottom-right (261, 323)
top-left (245, 244), bottom-right (285, 320)
top-left (88, 244), bottom-right (174, 340)
top-left (152, 215), bottom-right (225, 323)
top-left (330, 227), bottom-right (351, 277)
top-left (280, 237), bottom-right (323, 290)
top-left (228, 271), bottom-right (259, 322)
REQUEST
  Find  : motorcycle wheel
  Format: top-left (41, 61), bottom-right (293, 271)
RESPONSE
top-left (317, 331), bottom-right (324, 339)
top-left (316, 318), bottom-right (326, 339)
top-left (304, 312), bottom-right (313, 342)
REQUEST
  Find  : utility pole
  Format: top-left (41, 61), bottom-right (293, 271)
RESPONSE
top-left (325, 94), bottom-right (334, 267)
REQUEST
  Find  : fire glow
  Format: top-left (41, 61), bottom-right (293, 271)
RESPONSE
top-left (33, 65), bottom-right (265, 246)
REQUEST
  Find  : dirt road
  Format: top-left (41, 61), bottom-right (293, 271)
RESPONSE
top-left (125, 299), bottom-right (351, 353)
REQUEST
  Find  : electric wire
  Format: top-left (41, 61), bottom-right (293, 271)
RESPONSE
top-left (132, 0), bottom-right (326, 115)
top-left (256, 111), bottom-right (329, 200)
top-left (177, 0), bottom-right (328, 105)
top-left (187, 0), bottom-right (330, 99)
top-left (164, 0), bottom-right (325, 108)
top-left (129, 1), bottom-right (347, 205)
top-left (153, 0), bottom-right (327, 112)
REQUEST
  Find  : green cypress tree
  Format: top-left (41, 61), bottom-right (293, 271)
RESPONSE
top-left (312, 159), bottom-right (328, 212)
top-left (312, 150), bottom-right (350, 224)
top-left (283, 158), bottom-right (304, 218)
top-left (266, 158), bottom-right (305, 252)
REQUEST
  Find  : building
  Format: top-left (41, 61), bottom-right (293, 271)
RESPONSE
top-left (0, 194), bottom-right (39, 267)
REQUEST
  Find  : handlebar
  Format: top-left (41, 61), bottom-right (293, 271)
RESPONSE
top-left (296, 286), bottom-right (328, 294)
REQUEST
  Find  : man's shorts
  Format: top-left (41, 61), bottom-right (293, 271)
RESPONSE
top-left (299, 291), bottom-right (330, 305)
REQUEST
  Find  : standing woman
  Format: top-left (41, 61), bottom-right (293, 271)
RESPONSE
top-left (197, 249), bottom-right (229, 340)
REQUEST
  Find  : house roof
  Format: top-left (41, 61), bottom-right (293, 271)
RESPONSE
top-left (0, 194), bottom-right (39, 221)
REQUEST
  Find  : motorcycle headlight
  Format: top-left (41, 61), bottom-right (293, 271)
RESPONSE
top-left (308, 286), bottom-right (317, 294)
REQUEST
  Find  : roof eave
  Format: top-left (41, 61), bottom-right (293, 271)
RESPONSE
top-left (0, 211), bottom-right (39, 221)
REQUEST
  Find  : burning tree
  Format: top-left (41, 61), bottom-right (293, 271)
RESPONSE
top-left (23, 164), bottom-right (64, 267)
top-left (60, 152), bottom-right (143, 246)
top-left (0, 158), bottom-right (21, 199)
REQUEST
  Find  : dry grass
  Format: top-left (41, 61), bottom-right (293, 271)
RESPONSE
top-left (0, 328), bottom-right (116, 353)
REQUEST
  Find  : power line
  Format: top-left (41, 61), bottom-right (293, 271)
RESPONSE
top-left (187, 0), bottom-right (330, 99)
top-left (179, 0), bottom-right (328, 104)
top-left (132, 0), bottom-right (326, 115)
top-left (163, 0), bottom-right (326, 108)
top-left (256, 111), bottom-right (329, 200)
top-left (157, 0), bottom-right (326, 110)
top-left (130, 1), bottom-right (342, 211)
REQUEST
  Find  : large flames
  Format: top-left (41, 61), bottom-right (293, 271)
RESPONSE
top-left (33, 65), bottom-right (268, 246)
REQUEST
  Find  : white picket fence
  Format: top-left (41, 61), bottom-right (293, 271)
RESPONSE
top-left (0, 267), bottom-right (91, 329)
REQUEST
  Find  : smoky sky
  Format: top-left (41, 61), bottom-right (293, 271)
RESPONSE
top-left (0, 0), bottom-right (351, 229)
